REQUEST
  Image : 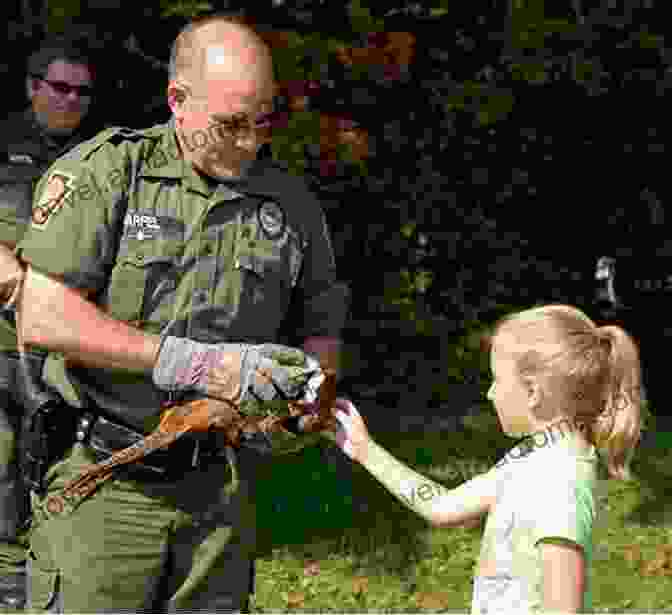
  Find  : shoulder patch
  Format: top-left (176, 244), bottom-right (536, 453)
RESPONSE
top-left (31, 171), bottom-right (75, 230)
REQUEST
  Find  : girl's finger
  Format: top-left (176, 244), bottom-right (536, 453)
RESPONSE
top-left (333, 397), bottom-right (351, 412)
top-left (334, 398), bottom-right (360, 417)
top-left (333, 409), bottom-right (353, 427)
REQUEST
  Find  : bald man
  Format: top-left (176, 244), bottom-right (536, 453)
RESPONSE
top-left (13, 13), bottom-right (349, 613)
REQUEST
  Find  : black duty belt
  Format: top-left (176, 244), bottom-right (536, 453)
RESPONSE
top-left (76, 412), bottom-right (223, 481)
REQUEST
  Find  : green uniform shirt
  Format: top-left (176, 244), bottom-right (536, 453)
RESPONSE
top-left (18, 122), bottom-right (344, 434)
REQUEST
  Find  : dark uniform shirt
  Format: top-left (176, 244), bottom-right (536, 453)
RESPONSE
top-left (18, 121), bottom-right (346, 434)
top-left (0, 108), bottom-right (105, 351)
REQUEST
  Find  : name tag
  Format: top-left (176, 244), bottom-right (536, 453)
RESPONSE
top-left (122, 210), bottom-right (184, 241)
top-left (9, 154), bottom-right (35, 165)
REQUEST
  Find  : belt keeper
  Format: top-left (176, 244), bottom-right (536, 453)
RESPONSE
top-left (76, 412), bottom-right (96, 443)
top-left (191, 439), bottom-right (200, 468)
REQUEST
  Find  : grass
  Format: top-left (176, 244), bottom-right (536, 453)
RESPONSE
top-left (250, 405), bottom-right (672, 613)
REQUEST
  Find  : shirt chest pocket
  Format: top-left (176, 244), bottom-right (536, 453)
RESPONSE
top-left (105, 247), bottom-right (180, 328)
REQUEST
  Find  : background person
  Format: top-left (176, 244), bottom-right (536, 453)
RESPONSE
top-left (0, 35), bottom-right (104, 171)
top-left (14, 13), bottom-right (348, 613)
top-left (327, 304), bottom-right (641, 614)
top-left (0, 34), bottom-right (105, 610)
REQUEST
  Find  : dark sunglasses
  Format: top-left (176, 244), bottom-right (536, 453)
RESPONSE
top-left (32, 75), bottom-right (95, 98)
top-left (207, 111), bottom-right (275, 139)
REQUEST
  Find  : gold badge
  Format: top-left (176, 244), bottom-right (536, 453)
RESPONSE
top-left (31, 171), bottom-right (75, 230)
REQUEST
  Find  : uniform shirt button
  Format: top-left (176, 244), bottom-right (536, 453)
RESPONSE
top-left (203, 244), bottom-right (213, 255)
top-left (135, 253), bottom-right (144, 262)
top-left (195, 290), bottom-right (208, 304)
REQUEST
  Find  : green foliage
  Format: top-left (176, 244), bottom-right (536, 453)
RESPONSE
top-left (347, 0), bottom-right (384, 34)
top-left (445, 81), bottom-right (516, 125)
top-left (271, 110), bottom-right (322, 176)
top-left (159, 0), bottom-right (213, 18)
top-left (45, 0), bottom-right (82, 34)
top-left (430, 320), bottom-right (493, 403)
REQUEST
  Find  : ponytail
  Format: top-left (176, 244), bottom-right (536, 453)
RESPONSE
top-left (589, 326), bottom-right (641, 480)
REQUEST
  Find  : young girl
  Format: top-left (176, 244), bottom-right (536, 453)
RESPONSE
top-left (327, 304), bottom-right (641, 614)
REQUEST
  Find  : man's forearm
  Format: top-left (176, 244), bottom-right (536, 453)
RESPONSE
top-left (20, 266), bottom-right (160, 373)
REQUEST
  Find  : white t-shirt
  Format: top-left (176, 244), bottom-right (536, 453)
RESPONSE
top-left (471, 428), bottom-right (599, 614)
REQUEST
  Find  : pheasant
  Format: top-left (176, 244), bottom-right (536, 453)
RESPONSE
top-left (55, 369), bottom-right (338, 506)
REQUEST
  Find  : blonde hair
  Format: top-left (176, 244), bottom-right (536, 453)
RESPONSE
top-left (492, 304), bottom-right (641, 481)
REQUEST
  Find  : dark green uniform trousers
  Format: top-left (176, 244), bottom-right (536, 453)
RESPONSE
top-left (0, 354), bottom-right (30, 612)
top-left (27, 442), bottom-right (258, 613)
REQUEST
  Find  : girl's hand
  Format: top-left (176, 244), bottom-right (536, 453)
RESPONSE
top-left (324, 398), bottom-right (371, 464)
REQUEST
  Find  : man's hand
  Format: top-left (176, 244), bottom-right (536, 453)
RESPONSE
top-left (0, 243), bottom-right (25, 307)
top-left (152, 337), bottom-right (325, 405)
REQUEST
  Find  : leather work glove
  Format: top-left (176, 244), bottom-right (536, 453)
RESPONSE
top-left (0, 244), bottom-right (24, 309)
top-left (152, 338), bottom-right (325, 407)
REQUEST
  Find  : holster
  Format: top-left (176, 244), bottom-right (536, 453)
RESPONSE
top-left (17, 352), bottom-right (78, 496)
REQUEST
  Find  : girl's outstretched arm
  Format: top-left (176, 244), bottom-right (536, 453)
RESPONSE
top-left (325, 399), bottom-right (498, 527)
